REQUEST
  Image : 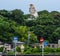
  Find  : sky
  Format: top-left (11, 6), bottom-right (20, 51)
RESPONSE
top-left (0, 0), bottom-right (60, 14)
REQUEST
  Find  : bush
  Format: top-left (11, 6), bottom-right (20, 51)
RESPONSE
top-left (0, 47), bottom-right (3, 52)
top-left (24, 45), bottom-right (29, 52)
top-left (44, 47), bottom-right (52, 52)
top-left (16, 46), bottom-right (21, 52)
top-left (24, 50), bottom-right (32, 54)
top-left (55, 48), bottom-right (60, 52)
top-left (37, 46), bottom-right (42, 52)
top-left (23, 45), bottom-right (60, 54)
top-left (32, 48), bottom-right (38, 53)
top-left (51, 48), bottom-right (56, 52)
top-left (24, 45), bottom-right (34, 54)
top-left (44, 47), bottom-right (57, 54)
top-left (8, 51), bottom-right (14, 55)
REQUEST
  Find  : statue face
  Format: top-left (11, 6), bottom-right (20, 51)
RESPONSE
top-left (29, 4), bottom-right (38, 18)
top-left (29, 4), bottom-right (36, 14)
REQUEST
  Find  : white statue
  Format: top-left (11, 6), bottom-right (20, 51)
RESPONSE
top-left (29, 4), bottom-right (38, 18)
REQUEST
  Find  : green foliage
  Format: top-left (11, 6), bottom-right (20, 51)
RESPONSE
top-left (0, 9), bottom-right (60, 43)
top-left (24, 45), bottom-right (41, 54)
top-left (0, 15), bottom-right (38, 43)
top-left (32, 48), bottom-right (38, 53)
top-left (0, 15), bottom-right (18, 43)
top-left (8, 51), bottom-right (14, 55)
top-left (55, 48), bottom-right (60, 52)
top-left (0, 10), bottom-right (10, 17)
top-left (11, 9), bottom-right (24, 25)
top-left (0, 47), bottom-right (3, 52)
top-left (16, 46), bottom-right (21, 52)
top-left (29, 10), bottom-right (60, 43)
top-left (44, 47), bottom-right (53, 52)
top-left (15, 45), bottom-right (60, 54)
top-left (15, 26), bottom-right (38, 43)
top-left (24, 45), bottom-right (32, 54)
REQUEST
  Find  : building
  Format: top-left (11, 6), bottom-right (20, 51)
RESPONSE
top-left (48, 44), bottom-right (58, 48)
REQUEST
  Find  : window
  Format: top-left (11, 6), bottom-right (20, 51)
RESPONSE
top-left (52, 45), bottom-right (54, 47)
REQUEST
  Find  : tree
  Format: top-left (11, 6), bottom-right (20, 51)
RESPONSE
top-left (11, 9), bottom-right (25, 25)
top-left (29, 10), bottom-right (60, 43)
top-left (0, 15), bottom-right (18, 43)
top-left (0, 10), bottom-right (10, 17)
top-left (52, 27), bottom-right (60, 43)
top-left (15, 26), bottom-right (38, 43)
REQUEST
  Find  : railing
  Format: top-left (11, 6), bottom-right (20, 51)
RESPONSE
top-left (2, 54), bottom-right (60, 56)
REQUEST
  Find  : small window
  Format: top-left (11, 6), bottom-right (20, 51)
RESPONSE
top-left (52, 45), bottom-right (54, 47)
top-left (48, 45), bottom-right (50, 47)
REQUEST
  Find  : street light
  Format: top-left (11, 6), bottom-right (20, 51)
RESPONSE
top-left (13, 36), bottom-right (18, 56)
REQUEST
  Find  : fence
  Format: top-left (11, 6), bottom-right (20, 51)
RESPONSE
top-left (2, 54), bottom-right (60, 56)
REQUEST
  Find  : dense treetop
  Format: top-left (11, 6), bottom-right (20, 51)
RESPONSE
top-left (0, 9), bottom-right (60, 43)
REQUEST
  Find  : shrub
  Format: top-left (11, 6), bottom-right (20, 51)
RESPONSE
top-left (32, 48), bottom-right (38, 53)
top-left (0, 47), bottom-right (3, 52)
top-left (24, 50), bottom-right (31, 54)
top-left (16, 46), bottom-right (21, 52)
top-left (8, 51), bottom-right (14, 55)
top-left (55, 48), bottom-right (60, 52)
top-left (44, 47), bottom-right (52, 52)
top-left (24, 45), bottom-right (33, 54)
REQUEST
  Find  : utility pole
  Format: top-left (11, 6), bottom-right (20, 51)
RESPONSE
top-left (27, 31), bottom-right (30, 45)
top-left (14, 42), bottom-right (16, 56)
top-left (42, 42), bottom-right (44, 56)
top-left (40, 37), bottom-right (44, 56)
top-left (13, 36), bottom-right (18, 56)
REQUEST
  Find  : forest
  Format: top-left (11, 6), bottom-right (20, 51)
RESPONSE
top-left (0, 9), bottom-right (60, 43)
